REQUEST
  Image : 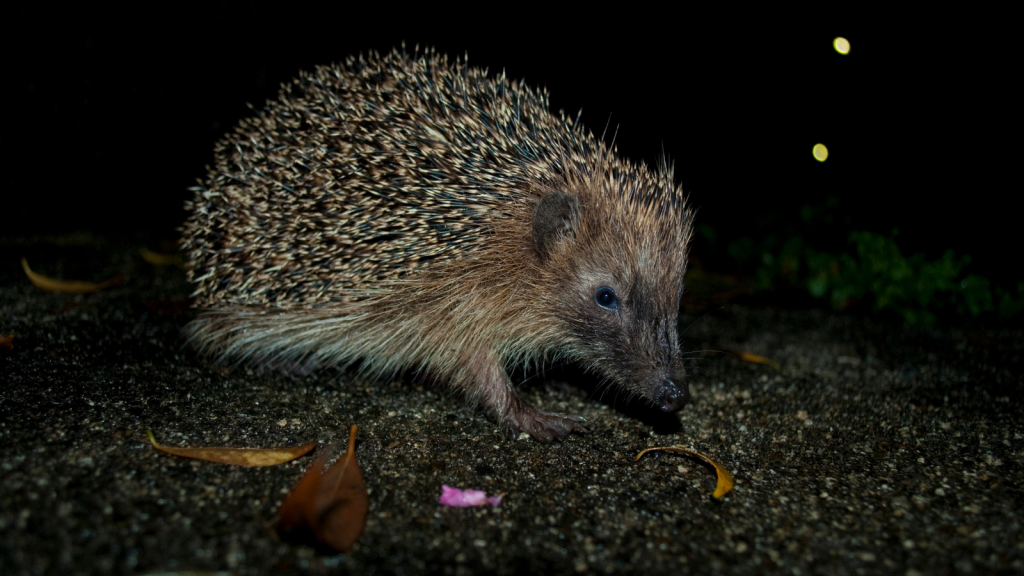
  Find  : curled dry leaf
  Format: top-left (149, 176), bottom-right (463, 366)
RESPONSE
top-left (21, 257), bottom-right (123, 293)
top-left (147, 430), bottom-right (316, 467)
top-left (732, 350), bottom-right (781, 371)
top-left (635, 446), bottom-right (735, 499)
top-left (277, 425), bottom-right (367, 553)
top-left (0, 334), bottom-right (13, 350)
top-left (140, 247), bottom-right (185, 268)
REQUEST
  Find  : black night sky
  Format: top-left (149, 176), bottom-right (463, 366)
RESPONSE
top-left (3, 7), bottom-right (1016, 286)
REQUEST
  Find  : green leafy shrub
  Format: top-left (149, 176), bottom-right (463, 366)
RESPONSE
top-left (729, 231), bottom-right (1021, 325)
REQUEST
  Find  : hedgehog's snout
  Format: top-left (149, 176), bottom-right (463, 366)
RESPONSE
top-left (653, 378), bottom-right (689, 412)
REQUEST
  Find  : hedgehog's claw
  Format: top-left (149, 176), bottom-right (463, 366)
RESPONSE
top-left (504, 409), bottom-right (586, 444)
top-left (465, 346), bottom-right (586, 443)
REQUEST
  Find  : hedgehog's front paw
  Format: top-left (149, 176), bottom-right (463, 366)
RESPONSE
top-left (504, 409), bottom-right (586, 444)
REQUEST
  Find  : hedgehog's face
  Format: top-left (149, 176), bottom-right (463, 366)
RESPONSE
top-left (533, 188), bottom-right (691, 413)
top-left (560, 253), bottom-right (690, 413)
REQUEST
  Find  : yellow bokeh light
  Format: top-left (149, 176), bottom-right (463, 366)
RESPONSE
top-left (813, 144), bottom-right (829, 162)
top-left (834, 37), bottom-right (850, 55)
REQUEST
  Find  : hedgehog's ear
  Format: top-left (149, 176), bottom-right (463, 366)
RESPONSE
top-left (532, 191), bottom-right (579, 260)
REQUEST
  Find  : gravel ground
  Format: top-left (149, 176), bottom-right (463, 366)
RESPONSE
top-left (1, 236), bottom-right (1022, 575)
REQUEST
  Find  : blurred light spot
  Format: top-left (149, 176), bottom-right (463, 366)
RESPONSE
top-left (813, 144), bottom-right (829, 162)
top-left (834, 37), bottom-right (851, 55)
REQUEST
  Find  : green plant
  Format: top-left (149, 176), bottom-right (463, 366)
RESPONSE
top-left (728, 230), bottom-right (1021, 324)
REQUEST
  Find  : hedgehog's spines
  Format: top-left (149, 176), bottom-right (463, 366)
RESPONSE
top-left (182, 45), bottom-right (690, 324)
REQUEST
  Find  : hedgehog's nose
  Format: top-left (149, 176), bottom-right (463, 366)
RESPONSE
top-left (654, 378), bottom-right (689, 412)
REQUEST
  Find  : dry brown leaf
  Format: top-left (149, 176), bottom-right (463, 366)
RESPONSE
top-left (733, 350), bottom-right (781, 371)
top-left (139, 247), bottom-right (185, 268)
top-left (0, 334), bottom-right (13, 350)
top-left (635, 446), bottom-right (735, 499)
top-left (21, 258), bottom-right (123, 293)
top-left (277, 424), bottom-right (367, 553)
top-left (146, 430), bottom-right (316, 467)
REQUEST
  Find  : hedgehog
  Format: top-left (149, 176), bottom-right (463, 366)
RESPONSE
top-left (181, 47), bottom-right (694, 443)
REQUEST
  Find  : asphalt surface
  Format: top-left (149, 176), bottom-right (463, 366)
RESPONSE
top-left (1, 236), bottom-right (1022, 575)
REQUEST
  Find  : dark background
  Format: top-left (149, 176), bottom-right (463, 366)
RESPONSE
top-left (3, 7), bottom-right (1015, 285)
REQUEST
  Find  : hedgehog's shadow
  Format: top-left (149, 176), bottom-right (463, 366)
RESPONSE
top-left (510, 364), bottom-right (683, 436)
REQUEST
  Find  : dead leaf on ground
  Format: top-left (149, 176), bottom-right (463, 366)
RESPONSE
top-left (635, 446), bottom-right (735, 499)
top-left (0, 334), bottom-right (13, 350)
top-left (277, 424), bottom-right (368, 553)
top-left (21, 257), bottom-right (123, 293)
top-left (729, 349), bottom-right (781, 371)
top-left (147, 430), bottom-right (316, 466)
top-left (140, 247), bottom-right (185, 268)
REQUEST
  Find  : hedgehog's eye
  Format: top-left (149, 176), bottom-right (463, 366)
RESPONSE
top-left (595, 286), bottom-right (618, 310)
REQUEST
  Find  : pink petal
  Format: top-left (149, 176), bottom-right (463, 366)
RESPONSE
top-left (438, 485), bottom-right (503, 507)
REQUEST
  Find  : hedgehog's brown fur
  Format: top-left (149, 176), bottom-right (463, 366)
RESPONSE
top-left (181, 47), bottom-right (693, 442)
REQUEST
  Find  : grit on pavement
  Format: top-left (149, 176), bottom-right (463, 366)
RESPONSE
top-left (1, 236), bottom-right (1022, 575)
